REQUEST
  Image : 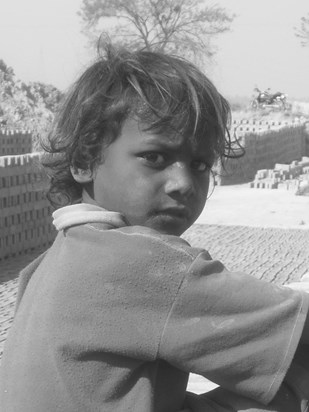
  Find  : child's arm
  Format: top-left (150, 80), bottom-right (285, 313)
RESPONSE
top-left (300, 312), bottom-right (309, 343)
top-left (158, 251), bottom-right (309, 405)
top-left (285, 274), bottom-right (309, 343)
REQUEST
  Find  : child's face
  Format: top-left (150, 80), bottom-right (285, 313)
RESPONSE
top-left (86, 119), bottom-right (212, 236)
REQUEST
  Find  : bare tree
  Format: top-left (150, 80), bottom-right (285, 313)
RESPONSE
top-left (294, 13), bottom-right (309, 47)
top-left (78, 0), bottom-right (234, 62)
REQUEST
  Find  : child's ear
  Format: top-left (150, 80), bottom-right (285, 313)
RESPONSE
top-left (70, 166), bottom-right (93, 184)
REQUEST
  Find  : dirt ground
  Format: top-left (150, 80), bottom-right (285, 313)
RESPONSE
top-left (196, 183), bottom-right (309, 229)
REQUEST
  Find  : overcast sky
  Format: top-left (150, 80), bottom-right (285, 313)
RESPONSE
top-left (0, 0), bottom-right (309, 100)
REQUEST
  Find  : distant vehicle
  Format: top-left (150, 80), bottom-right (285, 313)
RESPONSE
top-left (250, 87), bottom-right (290, 111)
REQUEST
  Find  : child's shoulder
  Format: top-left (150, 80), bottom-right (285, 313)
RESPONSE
top-left (66, 220), bottom-right (211, 276)
top-left (115, 225), bottom-right (205, 260)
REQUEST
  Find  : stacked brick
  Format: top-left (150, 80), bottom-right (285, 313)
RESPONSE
top-left (250, 157), bottom-right (309, 193)
top-left (231, 118), bottom-right (304, 136)
top-left (0, 152), bottom-right (56, 261)
top-left (1, 120), bottom-right (308, 260)
top-left (0, 129), bottom-right (32, 155)
top-left (216, 122), bottom-right (308, 185)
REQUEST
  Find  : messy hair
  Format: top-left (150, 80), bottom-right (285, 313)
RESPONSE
top-left (41, 42), bottom-right (243, 207)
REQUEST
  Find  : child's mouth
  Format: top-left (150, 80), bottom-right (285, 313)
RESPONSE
top-left (155, 207), bottom-right (190, 221)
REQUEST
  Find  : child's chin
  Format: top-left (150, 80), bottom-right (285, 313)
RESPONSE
top-left (149, 218), bottom-right (191, 236)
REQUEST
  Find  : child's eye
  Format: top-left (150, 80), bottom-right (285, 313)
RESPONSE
top-left (140, 152), bottom-right (166, 166)
top-left (191, 160), bottom-right (210, 173)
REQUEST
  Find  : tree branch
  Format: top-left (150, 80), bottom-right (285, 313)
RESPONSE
top-left (78, 0), bottom-right (234, 61)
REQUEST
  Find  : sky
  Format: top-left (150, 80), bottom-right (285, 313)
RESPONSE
top-left (0, 0), bottom-right (309, 101)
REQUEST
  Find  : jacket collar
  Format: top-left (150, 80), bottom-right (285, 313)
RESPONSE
top-left (52, 191), bottom-right (127, 231)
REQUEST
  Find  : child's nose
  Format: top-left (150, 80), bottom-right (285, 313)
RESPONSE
top-left (164, 162), bottom-right (195, 197)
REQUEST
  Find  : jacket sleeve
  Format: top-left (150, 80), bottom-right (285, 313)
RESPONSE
top-left (14, 250), bottom-right (48, 312)
top-left (158, 251), bottom-right (309, 405)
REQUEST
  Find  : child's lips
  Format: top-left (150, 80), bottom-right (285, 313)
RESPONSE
top-left (149, 207), bottom-right (193, 234)
top-left (156, 207), bottom-right (190, 220)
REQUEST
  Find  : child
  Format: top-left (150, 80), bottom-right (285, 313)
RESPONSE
top-left (0, 44), bottom-right (309, 412)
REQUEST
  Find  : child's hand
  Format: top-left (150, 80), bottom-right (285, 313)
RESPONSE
top-left (285, 273), bottom-right (309, 293)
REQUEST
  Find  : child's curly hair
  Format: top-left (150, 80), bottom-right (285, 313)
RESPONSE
top-left (41, 42), bottom-right (243, 207)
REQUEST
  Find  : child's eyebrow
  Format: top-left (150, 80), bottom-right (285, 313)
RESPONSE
top-left (141, 136), bottom-right (186, 151)
top-left (141, 136), bottom-right (210, 159)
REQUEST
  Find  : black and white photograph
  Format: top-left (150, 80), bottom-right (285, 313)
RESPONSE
top-left (1, 1), bottom-right (309, 411)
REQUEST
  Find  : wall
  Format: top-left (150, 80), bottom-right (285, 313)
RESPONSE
top-left (231, 118), bottom-right (304, 134)
top-left (0, 129), bottom-right (32, 155)
top-left (216, 122), bottom-right (308, 185)
top-left (0, 153), bottom-right (55, 261)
